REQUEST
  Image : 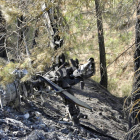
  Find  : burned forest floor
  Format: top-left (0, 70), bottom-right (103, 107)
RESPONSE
top-left (0, 79), bottom-right (128, 140)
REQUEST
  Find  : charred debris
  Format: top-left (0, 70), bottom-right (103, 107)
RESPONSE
top-left (0, 3), bottom-right (95, 127)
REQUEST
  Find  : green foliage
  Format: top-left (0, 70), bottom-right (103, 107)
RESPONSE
top-left (103, 0), bottom-right (134, 29)
top-left (122, 84), bottom-right (132, 97)
top-left (92, 75), bottom-right (100, 83)
top-left (0, 61), bottom-right (18, 86)
top-left (31, 47), bottom-right (53, 71)
top-left (108, 78), bottom-right (119, 95)
top-left (119, 31), bottom-right (132, 44)
top-left (108, 77), bottom-right (132, 97)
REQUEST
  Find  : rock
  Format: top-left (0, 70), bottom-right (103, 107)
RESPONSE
top-left (24, 112), bottom-right (30, 119)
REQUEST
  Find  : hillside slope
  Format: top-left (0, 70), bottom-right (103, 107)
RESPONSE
top-left (73, 79), bottom-right (128, 140)
top-left (0, 79), bottom-right (128, 140)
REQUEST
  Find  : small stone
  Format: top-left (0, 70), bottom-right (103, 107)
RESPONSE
top-left (24, 113), bottom-right (30, 119)
top-left (35, 111), bottom-right (41, 117)
top-left (39, 123), bottom-right (46, 128)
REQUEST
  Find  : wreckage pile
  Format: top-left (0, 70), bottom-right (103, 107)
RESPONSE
top-left (0, 3), bottom-right (95, 127)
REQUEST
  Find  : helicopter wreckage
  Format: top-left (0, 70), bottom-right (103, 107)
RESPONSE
top-left (0, 56), bottom-right (95, 125)
top-left (0, 3), bottom-right (95, 126)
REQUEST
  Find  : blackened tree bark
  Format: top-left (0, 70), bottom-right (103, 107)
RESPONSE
top-left (130, 0), bottom-right (140, 127)
top-left (0, 10), bottom-right (7, 58)
top-left (126, 1), bottom-right (140, 140)
top-left (95, 0), bottom-right (108, 88)
top-left (32, 28), bottom-right (39, 48)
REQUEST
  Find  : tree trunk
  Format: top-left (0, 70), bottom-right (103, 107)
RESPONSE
top-left (17, 15), bottom-right (24, 59)
top-left (0, 10), bottom-right (7, 58)
top-left (95, 0), bottom-right (108, 88)
top-left (126, 1), bottom-right (140, 139)
top-left (130, 0), bottom-right (140, 127)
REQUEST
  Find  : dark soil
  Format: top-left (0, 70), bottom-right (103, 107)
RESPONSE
top-left (0, 79), bottom-right (128, 140)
